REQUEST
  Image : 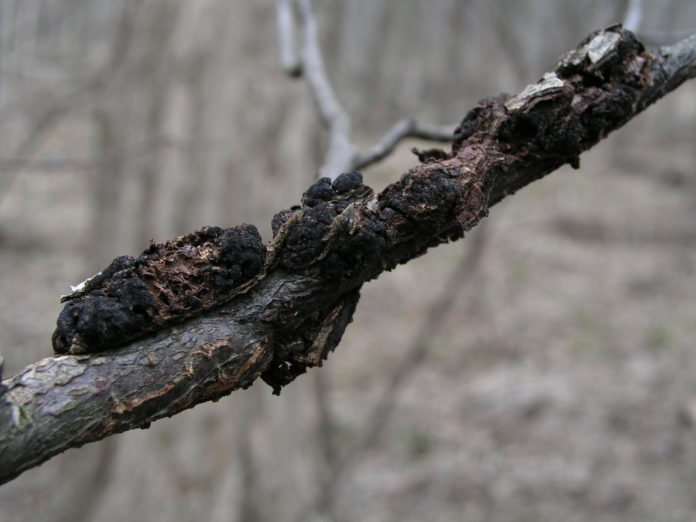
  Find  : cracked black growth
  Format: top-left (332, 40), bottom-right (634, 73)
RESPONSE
top-left (52, 224), bottom-right (266, 354)
top-left (271, 168), bottom-right (482, 286)
top-left (452, 26), bottom-right (652, 206)
top-left (270, 171), bottom-right (381, 279)
top-left (261, 288), bottom-right (361, 394)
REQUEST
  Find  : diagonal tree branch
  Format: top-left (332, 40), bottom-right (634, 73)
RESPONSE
top-left (352, 118), bottom-right (458, 170)
top-left (1, 26), bottom-right (695, 486)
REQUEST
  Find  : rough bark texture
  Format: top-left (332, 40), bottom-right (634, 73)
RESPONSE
top-left (1, 26), bottom-right (695, 486)
top-left (52, 224), bottom-right (266, 354)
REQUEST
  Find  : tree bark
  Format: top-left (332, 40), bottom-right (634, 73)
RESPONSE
top-left (1, 26), bottom-right (695, 486)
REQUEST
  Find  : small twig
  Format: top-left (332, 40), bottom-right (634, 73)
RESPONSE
top-left (295, 0), bottom-right (347, 130)
top-left (294, 0), bottom-right (455, 179)
top-left (295, 0), bottom-right (354, 179)
top-left (622, 0), bottom-right (643, 33)
top-left (275, 0), bottom-right (302, 77)
top-left (352, 118), bottom-right (457, 170)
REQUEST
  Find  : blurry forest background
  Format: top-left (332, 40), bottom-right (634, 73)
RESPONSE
top-left (1, 1), bottom-right (696, 521)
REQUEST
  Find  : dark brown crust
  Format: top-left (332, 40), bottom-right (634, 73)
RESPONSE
top-left (52, 224), bottom-right (266, 354)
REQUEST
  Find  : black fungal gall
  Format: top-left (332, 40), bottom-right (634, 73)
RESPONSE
top-left (261, 288), bottom-right (361, 394)
top-left (52, 224), bottom-right (266, 355)
top-left (302, 177), bottom-right (334, 206)
top-left (331, 171), bottom-right (363, 194)
top-left (269, 172), bottom-right (378, 278)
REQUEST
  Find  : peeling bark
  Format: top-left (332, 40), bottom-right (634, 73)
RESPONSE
top-left (53, 224), bottom-right (266, 354)
top-left (1, 26), bottom-right (695, 485)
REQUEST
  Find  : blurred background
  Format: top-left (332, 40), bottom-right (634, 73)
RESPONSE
top-left (1, 1), bottom-right (696, 521)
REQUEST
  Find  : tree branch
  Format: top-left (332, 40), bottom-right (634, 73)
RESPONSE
top-left (352, 118), bottom-right (457, 170)
top-left (1, 26), bottom-right (695, 486)
top-left (275, 0), bottom-right (302, 77)
top-left (622, 0), bottom-right (643, 33)
top-left (295, 0), bottom-right (354, 179)
top-left (293, 0), bottom-right (454, 177)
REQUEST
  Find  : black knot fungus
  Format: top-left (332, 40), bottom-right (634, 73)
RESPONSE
top-left (274, 204), bottom-right (336, 270)
top-left (52, 224), bottom-right (266, 354)
top-left (218, 224), bottom-right (267, 283)
top-left (53, 282), bottom-right (156, 355)
top-left (261, 287), bottom-right (361, 394)
top-left (331, 171), bottom-right (363, 194)
top-left (271, 205), bottom-right (301, 238)
top-left (302, 177), bottom-right (334, 207)
top-left (452, 96), bottom-right (509, 151)
top-left (269, 172), bottom-right (381, 279)
top-left (300, 174), bottom-right (373, 209)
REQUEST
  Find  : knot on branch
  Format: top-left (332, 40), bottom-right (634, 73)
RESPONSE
top-left (269, 172), bottom-right (383, 280)
top-left (261, 287), bottom-right (361, 394)
top-left (557, 25), bottom-right (646, 84)
top-left (411, 147), bottom-right (449, 164)
top-left (52, 224), bottom-right (266, 354)
top-left (453, 25), bottom-right (651, 176)
top-left (452, 96), bottom-right (509, 151)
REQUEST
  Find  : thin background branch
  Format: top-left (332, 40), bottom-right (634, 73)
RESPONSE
top-left (622, 0), bottom-right (643, 33)
top-left (275, 0), bottom-right (302, 77)
top-left (291, 0), bottom-right (457, 179)
top-left (295, 0), bottom-right (354, 179)
top-left (352, 118), bottom-right (457, 170)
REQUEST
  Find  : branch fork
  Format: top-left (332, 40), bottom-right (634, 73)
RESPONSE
top-left (1, 25), bottom-right (695, 486)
